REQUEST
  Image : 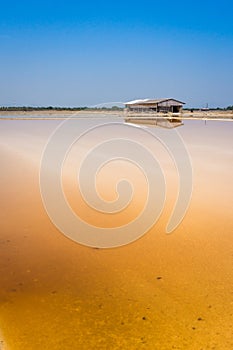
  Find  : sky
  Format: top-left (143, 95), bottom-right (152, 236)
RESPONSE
top-left (0, 0), bottom-right (233, 108)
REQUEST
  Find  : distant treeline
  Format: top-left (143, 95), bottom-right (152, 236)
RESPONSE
top-left (214, 106), bottom-right (233, 111)
top-left (0, 106), bottom-right (123, 111)
top-left (0, 105), bottom-right (232, 111)
top-left (185, 106), bottom-right (233, 111)
top-left (0, 106), bottom-right (86, 111)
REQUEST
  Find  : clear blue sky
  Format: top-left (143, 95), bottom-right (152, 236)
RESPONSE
top-left (0, 0), bottom-right (232, 108)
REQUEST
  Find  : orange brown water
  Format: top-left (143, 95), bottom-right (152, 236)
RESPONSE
top-left (0, 117), bottom-right (233, 349)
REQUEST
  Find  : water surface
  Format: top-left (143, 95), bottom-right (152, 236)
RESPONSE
top-left (0, 115), bottom-right (233, 349)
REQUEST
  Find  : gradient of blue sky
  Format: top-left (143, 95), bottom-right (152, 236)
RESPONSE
top-left (0, 0), bottom-right (232, 107)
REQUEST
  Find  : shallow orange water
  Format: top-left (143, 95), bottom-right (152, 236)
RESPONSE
top-left (0, 117), bottom-right (233, 349)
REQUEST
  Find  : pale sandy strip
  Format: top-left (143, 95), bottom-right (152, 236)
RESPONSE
top-left (0, 116), bottom-right (233, 121)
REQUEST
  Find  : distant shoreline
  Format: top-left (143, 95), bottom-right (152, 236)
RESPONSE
top-left (0, 109), bottom-right (233, 121)
top-left (0, 109), bottom-right (123, 116)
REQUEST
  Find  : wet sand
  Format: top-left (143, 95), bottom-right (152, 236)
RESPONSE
top-left (0, 117), bottom-right (233, 349)
top-left (0, 333), bottom-right (5, 350)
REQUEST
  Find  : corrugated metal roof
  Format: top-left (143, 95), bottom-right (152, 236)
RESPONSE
top-left (125, 98), bottom-right (185, 105)
top-left (125, 99), bottom-right (151, 105)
